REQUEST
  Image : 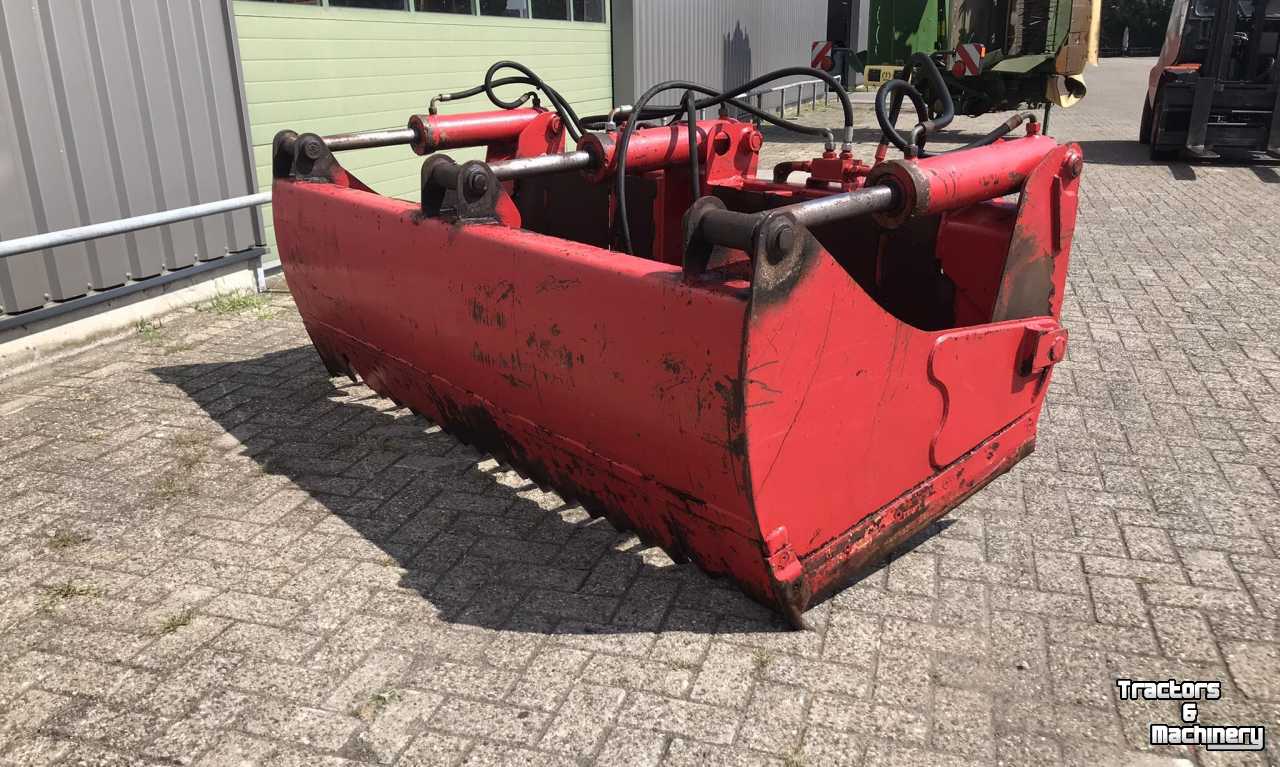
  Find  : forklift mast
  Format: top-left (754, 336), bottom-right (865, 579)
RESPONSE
top-left (1146, 0), bottom-right (1280, 159)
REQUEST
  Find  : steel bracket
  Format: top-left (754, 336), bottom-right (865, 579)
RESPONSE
top-left (1026, 325), bottom-right (1068, 374)
top-left (421, 155), bottom-right (501, 222)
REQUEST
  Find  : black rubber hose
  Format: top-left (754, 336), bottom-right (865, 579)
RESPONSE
top-left (580, 97), bottom-right (834, 140)
top-left (484, 62), bottom-right (587, 142)
top-left (434, 62), bottom-right (587, 142)
top-left (614, 82), bottom-right (826, 255)
top-left (875, 53), bottom-right (1038, 158)
top-left (616, 70), bottom-right (856, 254)
top-left (719, 66), bottom-right (855, 143)
top-left (909, 52), bottom-right (955, 136)
top-left (683, 91), bottom-right (701, 202)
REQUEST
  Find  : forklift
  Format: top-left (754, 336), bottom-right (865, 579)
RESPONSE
top-left (1141, 0), bottom-right (1280, 160)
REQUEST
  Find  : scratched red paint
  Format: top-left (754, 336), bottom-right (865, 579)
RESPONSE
top-left (272, 107), bottom-right (1083, 627)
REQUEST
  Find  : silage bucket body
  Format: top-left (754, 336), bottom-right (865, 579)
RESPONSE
top-left (271, 112), bottom-right (1080, 626)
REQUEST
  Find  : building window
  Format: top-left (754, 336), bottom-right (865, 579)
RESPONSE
top-left (245, 0), bottom-right (602, 20)
top-left (531, 0), bottom-right (568, 19)
top-left (572, 0), bottom-right (604, 22)
top-left (329, 0), bottom-right (409, 9)
top-left (479, 0), bottom-right (526, 17)
top-left (415, 0), bottom-right (472, 11)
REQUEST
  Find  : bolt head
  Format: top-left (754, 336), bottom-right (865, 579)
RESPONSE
top-left (766, 224), bottom-right (796, 263)
top-left (1049, 336), bottom-right (1067, 362)
top-left (1063, 153), bottom-right (1083, 179)
top-left (465, 171), bottom-right (489, 196)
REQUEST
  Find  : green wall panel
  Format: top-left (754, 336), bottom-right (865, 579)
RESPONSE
top-left (232, 1), bottom-right (613, 257)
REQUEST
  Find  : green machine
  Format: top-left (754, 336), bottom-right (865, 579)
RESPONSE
top-left (859, 0), bottom-right (1100, 117)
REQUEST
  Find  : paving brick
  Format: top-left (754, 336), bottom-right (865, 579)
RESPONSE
top-left (538, 683), bottom-right (626, 757)
top-left (192, 731), bottom-right (276, 767)
top-left (1150, 606), bottom-right (1222, 662)
top-left (662, 738), bottom-right (782, 767)
top-left (396, 732), bottom-right (471, 767)
top-left (930, 686), bottom-right (994, 759)
top-left (689, 642), bottom-right (757, 709)
top-left (736, 681), bottom-right (808, 755)
top-left (616, 691), bottom-right (739, 745)
top-left (407, 657), bottom-right (517, 703)
top-left (1221, 641), bottom-right (1279, 701)
top-left (227, 658), bottom-right (336, 707)
top-left (210, 622), bottom-right (320, 664)
top-left (351, 688), bottom-right (442, 763)
top-left (1142, 583), bottom-right (1257, 614)
top-left (506, 645), bottom-right (591, 711)
top-left (458, 743), bottom-right (577, 766)
top-left (430, 698), bottom-right (548, 745)
top-left (242, 699), bottom-right (362, 751)
top-left (594, 727), bottom-right (667, 767)
top-left (579, 653), bottom-right (693, 697)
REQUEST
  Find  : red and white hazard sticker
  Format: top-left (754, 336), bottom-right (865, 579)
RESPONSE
top-left (951, 44), bottom-right (985, 77)
top-left (811, 41), bottom-right (835, 71)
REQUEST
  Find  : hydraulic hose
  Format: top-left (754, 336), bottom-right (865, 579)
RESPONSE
top-left (433, 61), bottom-right (588, 142)
top-left (874, 53), bottom-right (1038, 158)
top-left (432, 61), bottom-right (860, 255)
top-left (683, 91), bottom-right (701, 202)
top-left (615, 68), bottom-right (857, 254)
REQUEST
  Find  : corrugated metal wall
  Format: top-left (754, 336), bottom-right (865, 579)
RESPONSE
top-left (611, 0), bottom-right (830, 107)
top-left (0, 0), bottom-right (260, 316)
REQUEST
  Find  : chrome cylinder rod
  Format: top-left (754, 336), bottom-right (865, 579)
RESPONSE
top-left (490, 151), bottom-right (595, 181)
top-left (688, 184), bottom-right (900, 253)
top-left (774, 184), bottom-right (898, 228)
top-left (322, 127), bottom-right (417, 152)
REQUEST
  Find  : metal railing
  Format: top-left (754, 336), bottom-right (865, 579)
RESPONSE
top-left (698, 75), bottom-right (841, 121)
top-left (0, 192), bottom-right (273, 331)
top-left (0, 192), bottom-right (272, 261)
top-left (761, 74), bottom-right (842, 119)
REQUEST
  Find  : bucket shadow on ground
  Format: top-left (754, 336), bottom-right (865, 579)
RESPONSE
top-left (151, 346), bottom-right (948, 637)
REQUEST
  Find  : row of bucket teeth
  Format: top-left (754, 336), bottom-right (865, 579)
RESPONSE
top-left (334, 356), bottom-right (698, 573)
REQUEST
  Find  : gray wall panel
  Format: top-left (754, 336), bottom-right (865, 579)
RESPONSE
top-left (81, 0), bottom-right (167, 281)
top-left (612, 0), bottom-right (830, 110)
top-left (1, 2), bottom-right (94, 304)
top-left (44, 4), bottom-right (131, 291)
top-left (127, 0), bottom-right (202, 271)
top-left (0, 36), bottom-right (51, 314)
top-left (0, 0), bottom-right (261, 316)
top-left (194, 1), bottom-right (255, 253)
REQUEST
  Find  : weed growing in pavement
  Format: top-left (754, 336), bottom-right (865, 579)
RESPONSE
top-left (354, 689), bottom-right (402, 720)
top-left (46, 530), bottom-right (91, 551)
top-left (40, 581), bottom-right (102, 610)
top-left (201, 290), bottom-right (270, 317)
top-left (752, 648), bottom-right (773, 676)
top-left (136, 319), bottom-right (163, 342)
top-left (157, 608), bottom-right (194, 635)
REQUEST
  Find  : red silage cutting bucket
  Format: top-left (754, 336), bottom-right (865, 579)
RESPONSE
top-left (271, 104), bottom-right (1080, 627)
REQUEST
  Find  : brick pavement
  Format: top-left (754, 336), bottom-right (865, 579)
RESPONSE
top-left (1, 57), bottom-right (1278, 766)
